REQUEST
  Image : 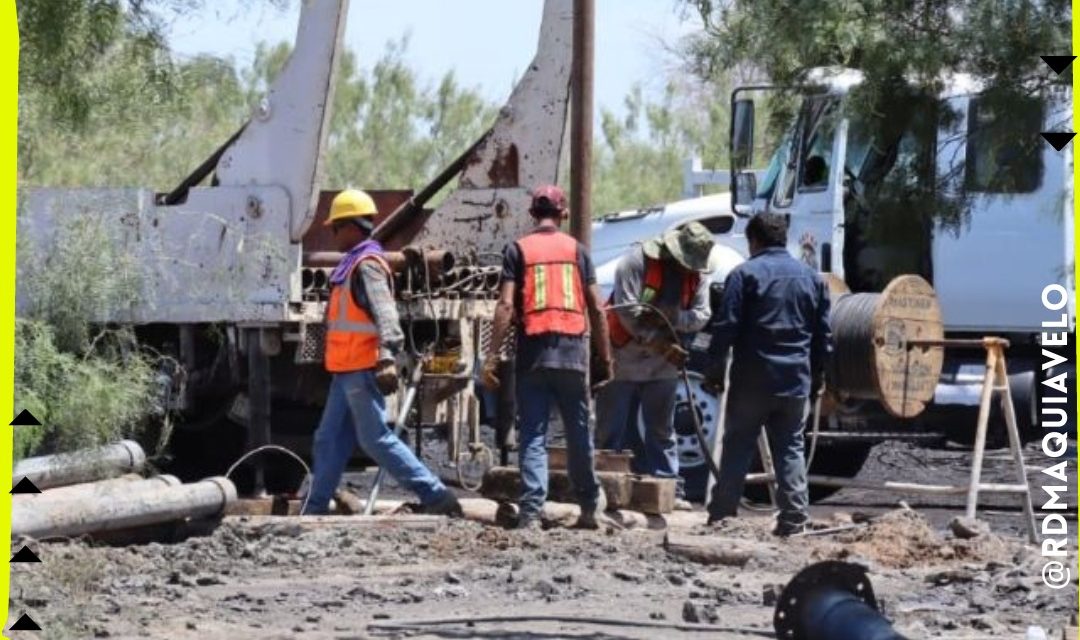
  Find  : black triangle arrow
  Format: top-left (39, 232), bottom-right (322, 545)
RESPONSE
top-left (10, 477), bottom-right (41, 494)
top-left (1041, 132), bottom-right (1076, 151)
top-left (10, 409), bottom-right (41, 426)
top-left (11, 546), bottom-right (41, 563)
top-left (1041, 55), bottom-right (1076, 75)
top-left (9, 613), bottom-right (41, 630)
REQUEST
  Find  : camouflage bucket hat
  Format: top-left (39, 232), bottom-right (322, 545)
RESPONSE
top-left (646, 221), bottom-right (714, 272)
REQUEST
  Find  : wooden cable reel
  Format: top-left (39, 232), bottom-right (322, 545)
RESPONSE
top-left (825, 274), bottom-right (944, 419)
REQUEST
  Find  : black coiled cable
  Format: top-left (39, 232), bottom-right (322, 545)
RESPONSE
top-left (827, 292), bottom-right (881, 400)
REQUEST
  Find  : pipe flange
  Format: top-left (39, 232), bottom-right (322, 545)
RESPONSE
top-left (774, 561), bottom-right (878, 640)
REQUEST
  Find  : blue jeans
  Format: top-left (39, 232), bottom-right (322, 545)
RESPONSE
top-left (595, 379), bottom-right (680, 481)
top-left (516, 369), bottom-right (599, 518)
top-left (707, 393), bottom-right (809, 526)
top-left (305, 371), bottom-right (447, 514)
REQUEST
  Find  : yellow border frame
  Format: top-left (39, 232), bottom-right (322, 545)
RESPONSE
top-left (0, 2), bottom-right (1076, 637)
top-left (1, 1), bottom-right (15, 636)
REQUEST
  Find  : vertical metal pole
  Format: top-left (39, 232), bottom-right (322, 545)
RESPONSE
top-left (247, 328), bottom-right (271, 497)
top-left (570, 0), bottom-right (595, 247)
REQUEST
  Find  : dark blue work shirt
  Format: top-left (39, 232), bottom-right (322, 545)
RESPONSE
top-left (707, 247), bottom-right (832, 397)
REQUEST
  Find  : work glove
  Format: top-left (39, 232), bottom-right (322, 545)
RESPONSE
top-left (481, 358), bottom-right (501, 391)
top-left (701, 363), bottom-right (726, 396)
top-left (662, 343), bottom-right (690, 368)
top-left (375, 361), bottom-right (399, 396)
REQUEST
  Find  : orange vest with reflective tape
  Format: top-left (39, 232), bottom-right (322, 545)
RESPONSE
top-left (324, 255), bottom-right (392, 373)
top-left (517, 230), bottom-right (587, 336)
top-left (607, 256), bottom-right (700, 348)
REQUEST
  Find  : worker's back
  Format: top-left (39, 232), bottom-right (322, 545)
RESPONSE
top-left (714, 247), bottom-right (831, 398)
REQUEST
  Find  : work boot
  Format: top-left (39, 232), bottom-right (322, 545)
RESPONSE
top-left (573, 508), bottom-right (600, 530)
top-left (516, 513), bottom-right (542, 531)
top-left (772, 520), bottom-right (808, 537)
top-left (422, 491), bottom-right (464, 518)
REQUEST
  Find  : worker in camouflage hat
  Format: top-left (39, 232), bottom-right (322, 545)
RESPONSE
top-left (596, 221), bottom-right (714, 506)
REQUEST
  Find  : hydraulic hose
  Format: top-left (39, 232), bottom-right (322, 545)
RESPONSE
top-left (603, 302), bottom-right (722, 487)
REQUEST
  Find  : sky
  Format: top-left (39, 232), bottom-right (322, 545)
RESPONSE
top-left (165, 0), bottom-right (698, 116)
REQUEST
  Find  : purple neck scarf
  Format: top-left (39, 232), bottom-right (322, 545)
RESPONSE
top-left (329, 239), bottom-right (384, 285)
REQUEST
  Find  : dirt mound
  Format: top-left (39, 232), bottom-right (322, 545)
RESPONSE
top-left (818, 509), bottom-right (1014, 569)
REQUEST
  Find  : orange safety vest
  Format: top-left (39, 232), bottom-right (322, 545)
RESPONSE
top-left (607, 256), bottom-right (700, 348)
top-left (517, 230), bottom-right (587, 336)
top-left (324, 255), bottom-right (393, 373)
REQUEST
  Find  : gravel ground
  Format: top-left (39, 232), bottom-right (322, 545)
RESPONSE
top-left (9, 440), bottom-right (1077, 639)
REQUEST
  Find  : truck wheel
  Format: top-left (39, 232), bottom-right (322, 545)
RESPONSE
top-left (671, 371), bottom-right (721, 503)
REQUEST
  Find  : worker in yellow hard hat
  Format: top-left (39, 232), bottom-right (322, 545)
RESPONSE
top-left (303, 189), bottom-right (463, 517)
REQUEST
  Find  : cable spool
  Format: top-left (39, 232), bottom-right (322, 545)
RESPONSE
top-left (827, 275), bottom-right (944, 419)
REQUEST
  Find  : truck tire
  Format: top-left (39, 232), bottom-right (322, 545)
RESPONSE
top-left (662, 371), bottom-right (873, 503)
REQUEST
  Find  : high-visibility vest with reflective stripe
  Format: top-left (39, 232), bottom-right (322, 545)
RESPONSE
top-left (324, 254), bottom-right (392, 372)
top-left (607, 255), bottom-right (700, 348)
top-left (517, 230), bottom-right (587, 336)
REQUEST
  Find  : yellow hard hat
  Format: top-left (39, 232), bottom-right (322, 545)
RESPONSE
top-left (325, 189), bottom-right (378, 226)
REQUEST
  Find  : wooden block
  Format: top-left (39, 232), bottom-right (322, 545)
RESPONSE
top-left (481, 466), bottom-right (633, 509)
top-left (596, 450), bottom-right (633, 473)
top-left (631, 476), bottom-right (676, 514)
top-left (225, 498), bottom-right (274, 516)
top-left (548, 447), bottom-right (633, 473)
top-left (547, 447), bottom-right (568, 470)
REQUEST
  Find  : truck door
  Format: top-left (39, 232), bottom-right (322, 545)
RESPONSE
top-left (770, 96), bottom-right (848, 275)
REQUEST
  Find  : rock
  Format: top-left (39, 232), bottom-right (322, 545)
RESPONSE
top-left (682, 600), bottom-right (702, 623)
top-left (949, 516), bottom-right (990, 539)
top-left (612, 570), bottom-right (644, 583)
top-left (195, 575), bottom-right (224, 587)
top-left (762, 584), bottom-right (781, 607)
top-left (667, 574), bottom-right (686, 586)
top-left (372, 613), bottom-right (390, 620)
top-left (553, 574), bottom-right (573, 584)
top-left (649, 611), bottom-right (666, 620)
top-left (682, 600), bottom-right (718, 624)
top-left (533, 579), bottom-right (558, 597)
top-left (445, 572), bottom-right (462, 584)
top-left (1025, 626), bottom-right (1048, 640)
top-left (185, 622), bottom-right (196, 631)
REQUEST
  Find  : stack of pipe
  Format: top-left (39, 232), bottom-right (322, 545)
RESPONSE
top-left (12, 441), bottom-right (236, 541)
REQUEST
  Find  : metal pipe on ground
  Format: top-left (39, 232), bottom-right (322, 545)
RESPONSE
top-left (12, 476), bottom-right (237, 540)
top-left (13, 440), bottom-right (146, 490)
top-left (15, 474), bottom-right (181, 502)
top-left (775, 561), bottom-right (908, 640)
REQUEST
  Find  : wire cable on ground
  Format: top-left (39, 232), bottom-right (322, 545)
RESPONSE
top-left (367, 614), bottom-right (774, 637)
top-left (225, 445), bottom-right (313, 515)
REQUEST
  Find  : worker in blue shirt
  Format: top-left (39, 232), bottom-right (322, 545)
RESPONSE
top-left (702, 213), bottom-right (832, 536)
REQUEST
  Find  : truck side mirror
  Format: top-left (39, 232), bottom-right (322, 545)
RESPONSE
top-left (732, 98), bottom-right (755, 170)
top-left (733, 171), bottom-right (757, 208)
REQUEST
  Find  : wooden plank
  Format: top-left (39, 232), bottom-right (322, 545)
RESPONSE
top-left (631, 477), bottom-right (676, 514)
top-left (546, 448), bottom-right (632, 473)
top-left (664, 533), bottom-right (772, 567)
top-left (225, 514), bottom-right (446, 531)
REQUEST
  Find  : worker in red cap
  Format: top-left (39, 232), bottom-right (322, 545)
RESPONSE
top-left (482, 185), bottom-right (613, 530)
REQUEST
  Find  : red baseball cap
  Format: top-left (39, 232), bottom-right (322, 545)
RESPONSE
top-left (529, 184), bottom-right (567, 213)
